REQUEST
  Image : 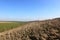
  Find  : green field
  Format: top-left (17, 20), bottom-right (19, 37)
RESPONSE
top-left (0, 22), bottom-right (27, 32)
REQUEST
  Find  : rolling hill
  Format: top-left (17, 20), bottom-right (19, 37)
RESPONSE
top-left (0, 18), bottom-right (60, 40)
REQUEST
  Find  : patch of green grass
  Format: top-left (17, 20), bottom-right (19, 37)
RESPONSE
top-left (0, 22), bottom-right (27, 32)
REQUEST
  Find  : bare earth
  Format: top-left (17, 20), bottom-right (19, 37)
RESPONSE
top-left (0, 18), bottom-right (60, 40)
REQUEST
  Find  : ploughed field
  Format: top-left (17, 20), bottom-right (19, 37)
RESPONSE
top-left (0, 22), bottom-right (27, 32)
top-left (0, 18), bottom-right (60, 40)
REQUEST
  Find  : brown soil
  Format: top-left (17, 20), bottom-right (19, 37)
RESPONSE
top-left (0, 18), bottom-right (60, 40)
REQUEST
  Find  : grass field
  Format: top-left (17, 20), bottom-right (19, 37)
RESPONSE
top-left (0, 22), bottom-right (27, 32)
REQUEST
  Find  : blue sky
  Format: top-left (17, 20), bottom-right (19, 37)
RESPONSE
top-left (0, 0), bottom-right (60, 21)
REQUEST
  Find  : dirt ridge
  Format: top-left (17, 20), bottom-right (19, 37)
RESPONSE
top-left (0, 18), bottom-right (60, 40)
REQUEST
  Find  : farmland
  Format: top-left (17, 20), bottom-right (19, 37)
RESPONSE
top-left (0, 22), bottom-right (27, 32)
top-left (0, 18), bottom-right (60, 40)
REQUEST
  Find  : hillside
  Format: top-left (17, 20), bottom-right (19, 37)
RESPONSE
top-left (0, 18), bottom-right (60, 40)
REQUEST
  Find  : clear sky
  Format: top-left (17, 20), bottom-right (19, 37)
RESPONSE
top-left (0, 0), bottom-right (60, 21)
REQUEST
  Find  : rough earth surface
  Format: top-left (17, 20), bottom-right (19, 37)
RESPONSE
top-left (0, 18), bottom-right (60, 40)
